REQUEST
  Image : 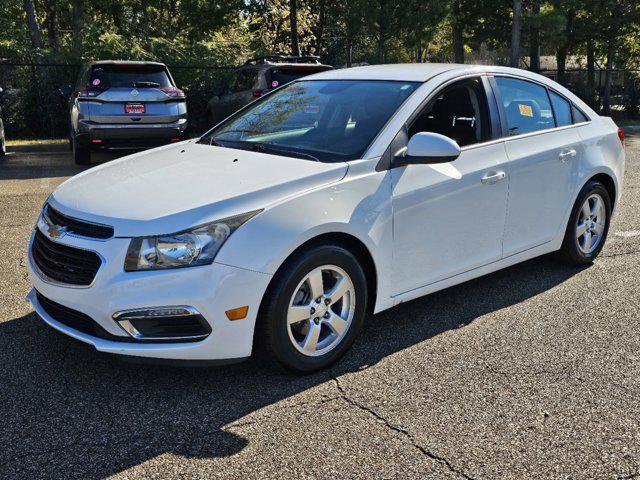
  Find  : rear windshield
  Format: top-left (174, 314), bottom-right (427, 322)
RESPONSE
top-left (268, 68), bottom-right (329, 89)
top-left (89, 65), bottom-right (172, 89)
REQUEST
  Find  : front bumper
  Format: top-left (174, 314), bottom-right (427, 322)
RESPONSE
top-left (26, 229), bottom-right (272, 361)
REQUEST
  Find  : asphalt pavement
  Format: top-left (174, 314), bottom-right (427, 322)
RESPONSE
top-left (0, 136), bottom-right (639, 479)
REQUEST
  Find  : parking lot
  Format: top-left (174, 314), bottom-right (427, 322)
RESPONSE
top-left (1, 135), bottom-right (639, 479)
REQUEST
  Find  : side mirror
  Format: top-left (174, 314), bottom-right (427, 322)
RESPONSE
top-left (394, 132), bottom-right (461, 166)
top-left (58, 84), bottom-right (72, 97)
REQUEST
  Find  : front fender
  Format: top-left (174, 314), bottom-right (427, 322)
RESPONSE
top-left (214, 165), bottom-right (394, 312)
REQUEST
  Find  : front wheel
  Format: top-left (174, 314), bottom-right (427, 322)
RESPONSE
top-left (258, 245), bottom-right (368, 373)
top-left (559, 180), bottom-right (612, 265)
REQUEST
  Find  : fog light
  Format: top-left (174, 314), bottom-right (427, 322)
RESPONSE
top-left (113, 306), bottom-right (211, 342)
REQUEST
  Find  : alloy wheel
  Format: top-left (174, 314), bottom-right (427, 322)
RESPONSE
top-left (576, 193), bottom-right (606, 255)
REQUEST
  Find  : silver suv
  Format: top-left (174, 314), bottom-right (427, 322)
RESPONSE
top-left (63, 61), bottom-right (188, 165)
top-left (205, 56), bottom-right (332, 127)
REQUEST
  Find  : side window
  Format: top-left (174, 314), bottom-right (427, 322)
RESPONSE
top-left (495, 77), bottom-right (555, 135)
top-left (231, 70), bottom-right (256, 93)
top-left (408, 78), bottom-right (490, 147)
top-left (549, 91), bottom-right (572, 127)
top-left (572, 106), bottom-right (589, 124)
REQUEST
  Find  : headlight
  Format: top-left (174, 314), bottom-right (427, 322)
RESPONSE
top-left (124, 210), bottom-right (262, 271)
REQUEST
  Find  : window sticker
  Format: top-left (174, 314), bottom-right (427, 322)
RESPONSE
top-left (92, 78), bottom-right (101, 86)
top-left (271, 80), bottom-right (279, 88)
top-left (518, 104), bottom-right (533, 117)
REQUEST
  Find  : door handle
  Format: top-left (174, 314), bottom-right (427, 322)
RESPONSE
top-left (559, 149), bottom-right (577, 162)
top-left (481, 171), bottom-right (506, 185)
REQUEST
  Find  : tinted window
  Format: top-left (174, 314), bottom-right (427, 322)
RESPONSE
top-left (201, 80), bottom-right (419, 162)
top-left (409, 78), bottom-right (489, 147)
top-left (573, 106), bottom-right (589, 124)
top-left (268, 68), bottom-right (327, 89)
top-left (495, 77), bottom-right (554, 135)
top-left (231, 70), bottom-right (256, 92)
top-left (550, 91), bottom-right (572, 127)
top-left (90, 65), bottom-right (172, 88)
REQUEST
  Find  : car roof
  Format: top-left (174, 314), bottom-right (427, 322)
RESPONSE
top-left (87, 60), bottom-right (167, 68)
top-left (307, 63), bottom-right (560, 84)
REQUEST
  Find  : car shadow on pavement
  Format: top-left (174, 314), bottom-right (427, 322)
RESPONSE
top-left (0, 255), bottom-right (587, 479)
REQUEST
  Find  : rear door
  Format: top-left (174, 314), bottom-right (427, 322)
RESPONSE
top-left (84, 64), bottom-right (185, 125)
top-left (493, 75), bottom-right (581, 256)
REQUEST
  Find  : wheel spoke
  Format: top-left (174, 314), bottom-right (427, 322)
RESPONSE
top-left (327, 276), bottom-right (350, 305)
top-left (576, 222), bottom-right (589, 237)
top-left (583, 231), bottom-right (592, 251)
top-left (590, 197), bottom-right (602, 217)
top-left (592, 222), bottom-right (604, 236)
top-left (301, 322), bottom-right (321, 353)
top-left (307, 269), bottom-right (325, 299)
top-left (581, 201), bottom-right (591, 219)
top-left (287, 305), bottom-right (310, 325)
top-left (325, 313), bottom-right (348, 336)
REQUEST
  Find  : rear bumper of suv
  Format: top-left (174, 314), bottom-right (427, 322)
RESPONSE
top-left (77, 118), bottom-right (188, 150)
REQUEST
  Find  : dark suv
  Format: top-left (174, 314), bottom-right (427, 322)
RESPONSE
top-left (205, 56), bottom-right (332, 127)
top-left (63, 61), bottom-right (188, 165)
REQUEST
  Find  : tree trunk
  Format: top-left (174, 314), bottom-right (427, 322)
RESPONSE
top-left (602, 38), bottom-right (615, 115)
top-left (510, 0), bottom-right (522, 68)
top-left (346, 38), bottom-right (353, 67)
top-left (290, 0), bottom-right (300, 56)
top-left (453, 1), bottom-right (464, 63)
top-left (71, 0), bottom-right (84, 56)
top-left (587, 38), bottom-right (596, 109)
top-left (528, 0), bottom-right (540, 72)
top-left (44, 0), bottom-right (60, 51)
top-left (24, 0), bottom-right (43, 53)
top-left (316, 0), bottom-right (325, 56)
top-left (556, 46), bottom-right (567, 85)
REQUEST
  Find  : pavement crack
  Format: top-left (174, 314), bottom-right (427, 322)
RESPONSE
top-left (332, 375), bottom-right (475, 480)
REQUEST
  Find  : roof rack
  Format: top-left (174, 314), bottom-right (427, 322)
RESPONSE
top-left (244, 55), bottom-right (322, 66)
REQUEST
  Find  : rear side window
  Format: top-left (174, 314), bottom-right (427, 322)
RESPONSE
top-left (90, 65), bottom-right (172, 89)
top-left (549, 91), bottom-right (572, 127)
top-left (495, 77), bottom-right (555, 135)
top-left (573, 107), bottom-right (589, 124)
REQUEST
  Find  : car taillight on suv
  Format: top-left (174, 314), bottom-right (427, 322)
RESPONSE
top-left (618, 128), bottom-right (625, 149)
top-left (160, 87), bottom-right (186, 98)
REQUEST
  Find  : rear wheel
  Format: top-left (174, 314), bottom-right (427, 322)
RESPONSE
top-left (258, 245), bottom-right (367, 373)
top-left (559, 180), bottom-right (612, 265)
top-left (0, 135), bottom-right (5, 157)
top-left (72, 135), bottom-right (91, 165)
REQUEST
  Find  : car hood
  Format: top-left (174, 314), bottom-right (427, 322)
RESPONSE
top-left (49, 141), bottom-right (348, 237)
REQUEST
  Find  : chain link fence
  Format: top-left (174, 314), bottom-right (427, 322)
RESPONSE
top-left (1, 61), bottom-right (639, 140)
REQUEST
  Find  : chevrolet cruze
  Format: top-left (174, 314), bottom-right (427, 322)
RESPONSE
top-left (27, 64), bottom-right (625, 372)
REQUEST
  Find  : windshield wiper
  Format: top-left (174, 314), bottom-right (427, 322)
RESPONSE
top-left (132, 81), bottom-right (161, 88)
top-left (249, 143), bottom-right (319, 162)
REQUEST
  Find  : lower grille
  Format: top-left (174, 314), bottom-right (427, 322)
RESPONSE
top-left (31, 229), bottom-right (102, 286)
top-left (35, 291), bottom-right (126, 341)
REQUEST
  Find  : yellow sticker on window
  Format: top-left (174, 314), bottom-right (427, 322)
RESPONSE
top-left (518, 104), bottom-right (533, 117)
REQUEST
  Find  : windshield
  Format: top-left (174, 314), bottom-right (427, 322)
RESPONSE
top-left (90, 65), bottom-right (172, 89)
top-left (199, 80), bottom-right (420, 162)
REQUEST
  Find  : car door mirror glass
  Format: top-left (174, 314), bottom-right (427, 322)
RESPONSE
top-left (395, 132), bottom-right (461, 166)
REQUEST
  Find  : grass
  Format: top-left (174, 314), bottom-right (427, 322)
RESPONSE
top-left (6, 138), bottom-right (67, 146)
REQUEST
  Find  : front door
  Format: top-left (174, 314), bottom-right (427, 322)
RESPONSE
top-left (391, 78), bottom-right (509, 295)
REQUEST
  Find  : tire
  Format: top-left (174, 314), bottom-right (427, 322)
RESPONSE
top-left (72, 136), bottom-right (91, 165)
top-left (559, 180), bottom-right (612, 265)
top-left (257, 244), bottom-right (368, 373)
top-left (0, 136), bottom-right (5, 158)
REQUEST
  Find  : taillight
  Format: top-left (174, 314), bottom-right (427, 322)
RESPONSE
top-left (160, 87), bottom-right (185, 98)
top-left (252, 90), bottom-right (264, 98)
top-left (618, 127), bottom-right (625, 148)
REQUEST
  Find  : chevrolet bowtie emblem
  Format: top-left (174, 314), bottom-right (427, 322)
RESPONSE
top-left (47, 223), bottom-right (64, 240)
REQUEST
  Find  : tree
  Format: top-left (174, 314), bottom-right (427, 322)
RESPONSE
top-left (452, 0), bottom-right (464, 63)
top-left (510, 0), bottom-right (522, 67)
top-left (290, 0), bottom-right (300, 56)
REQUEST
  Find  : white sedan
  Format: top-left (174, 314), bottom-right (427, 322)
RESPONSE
top-left (27, 64), bottom-right (625, 372)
